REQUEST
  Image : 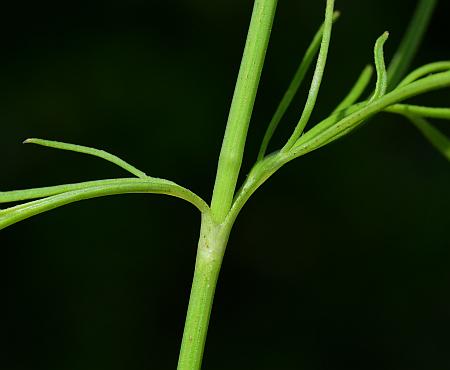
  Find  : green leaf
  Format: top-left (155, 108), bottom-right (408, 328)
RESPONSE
top-left (292, 70), bottom-right (450, 155)
top-left (0, 178), bottom-right (209, 230)
top-left (370, 32), bottom-right (389, 101)
top-left (228, 1), bottom-right (448, 228)
top-left (387, 0), bottom-right (438, 88)
top-left (407, 116), bottom-right (450, 161)
top-left (231, 70), bottom-right (450, 224)
top-left (398, 61), bottom-right (450, 88)
top-left (315, 32), bottom-right (389, 147)
top-left (0, 178), bottom-right (131, 203)
top-left (257, 10), bottom-right (340, 160)
top-left (385, 104), bottom-right (450, 120)
top-left (25, 138), bottom-right (147, 178)
top-left (332, 65), bottom-right (373, 113)
top-left (282, 0), bottom-right (336, 151)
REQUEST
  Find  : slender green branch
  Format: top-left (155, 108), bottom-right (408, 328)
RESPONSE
top-left (407, 115), bottom-right (450, 161)
top-left (257, 11), bottom-right (340, 160)
top-left (0, 177), bottom-right (210, 208)
top-left (398, 61), bottom-right (450, 88)
top-left (292, 70), bottom-right (450, 154)
top-left (210, 0), bottom-right (278, 223)
top-left (387, 0), bottom-right (438, 88)
top-left (25, 138), bottom-right (148, 178)
top-left (370, 32), bottom-right (389, 101)
top-left (282, 0), bottom-right (335, 152)
top-left (332, 65), bottom-right (373, 113)
top-left (0, 178), bottom-right (209, 230)
top-left (386, 104), bottom-right (450, 120)
top-left (228, 151), bottom-right (286, 225)
top-left (229, 68), bottom-right (450, 224)
top-left (299, 103), bottom-right (366, 148)
top-left (0, 178), bottom-right (141, 203)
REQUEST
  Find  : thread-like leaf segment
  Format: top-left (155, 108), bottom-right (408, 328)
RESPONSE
top-left (408, 116), bottom-right (450, 161)
top-left (257, 11), bottom-right (340, 160)
top-left (282, 0), bottom-right (335, 151)
top-left (283, 31), bottom-right (389, 150)
top-left (386, 105), bottom-right (450, 120)
top-left (1, 139), bottom-right (210, 230)
top-left (229, 70), bottom-right (450, 225)
top-left (291, 70), bottom-right (450, 155)
top-left (370, 32), bottom-right (389, 102)
top-left (332, 65), bottom-right (373, 113)
top-left (1, 0), bottom-right (448, 235)
top-left (24, 138), bottom-right (147, 178)
top-left (0, 177), bottom-right (209, 230)
top-left (398, 61), bottom-right (450, 88)
top-left (387, 0), bottom-right (438, 88)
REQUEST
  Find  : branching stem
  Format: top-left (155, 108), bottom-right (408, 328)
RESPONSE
top-left (2, 1), bottom-right (449, 370)
top-left (179, 1), bottom-right (278, 369)
top-left (210, 0), bottom-right (278, 224)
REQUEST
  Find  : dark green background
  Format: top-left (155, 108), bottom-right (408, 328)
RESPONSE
top-left (2, 1), bottom-right (450, 369)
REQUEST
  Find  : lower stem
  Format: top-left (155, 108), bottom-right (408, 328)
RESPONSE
top-left (177, 213), bottom-right (231, 370)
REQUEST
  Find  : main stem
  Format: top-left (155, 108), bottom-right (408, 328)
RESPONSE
top-left (210, 0), bottom-right (278, 223)
top-left (177, 214), bottom-right (231, 370)
top-left (178, 1), bottom-right (278, 369)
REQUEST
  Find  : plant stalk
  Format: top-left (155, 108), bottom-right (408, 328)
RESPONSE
top-left (177, 214), bottom-right (231, 370)
top-left (210, 0), bottom-right (278, 224)
top-left (178, 2), bottom-right (278, 366)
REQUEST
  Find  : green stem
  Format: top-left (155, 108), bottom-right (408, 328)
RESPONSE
top-left (210, 0), bottom-right (278, 224)
top-left (177, 214), bottom-right (231, 370)
top-left (179, 1), bottom-right (278, 368)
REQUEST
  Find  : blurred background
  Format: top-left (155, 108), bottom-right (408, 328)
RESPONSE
top-left (1, 0), bottom-right (450, 369)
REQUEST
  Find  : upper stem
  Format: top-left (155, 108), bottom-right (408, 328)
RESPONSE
top-left (210, 0), bottom-right (278, 223)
